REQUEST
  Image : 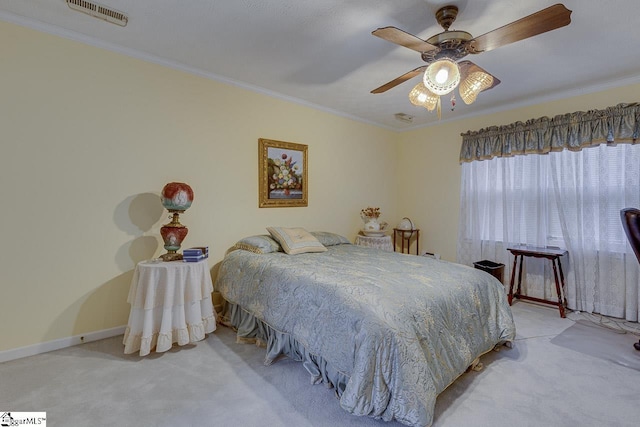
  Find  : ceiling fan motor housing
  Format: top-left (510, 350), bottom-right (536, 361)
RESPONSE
top-left (421, 31), bottom-right (472, 63)
top-left (420, 5), bottom-right (473, 63)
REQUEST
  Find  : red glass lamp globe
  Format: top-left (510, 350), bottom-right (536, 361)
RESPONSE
top-left (161, 182), bottom-right (194, 212)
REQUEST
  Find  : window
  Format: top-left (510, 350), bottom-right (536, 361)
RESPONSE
top-left (460, 144), bottom-right (640, 251)
top-left (458, 143), bottom-right (640, 319)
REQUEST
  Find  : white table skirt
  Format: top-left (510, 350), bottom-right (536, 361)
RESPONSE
top-left (354, 234), bottom-right (393, 252)
top-left (123, 260), bottom-right (217, 356)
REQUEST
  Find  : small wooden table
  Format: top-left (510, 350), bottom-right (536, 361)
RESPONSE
top-left (393, 228), bottom-right (420, 255)
top-left (507, 245), bottom-right (568, 318)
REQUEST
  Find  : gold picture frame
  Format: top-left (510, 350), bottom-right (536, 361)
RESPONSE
top-left (259, 138), bottom-right (308, 208)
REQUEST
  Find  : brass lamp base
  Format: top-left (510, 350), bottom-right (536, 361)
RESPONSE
top-left (160, 252), bottom-right (183, 262)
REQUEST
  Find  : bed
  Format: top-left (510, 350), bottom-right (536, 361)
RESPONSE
top-left (214, 230), bottom-right (516, 427)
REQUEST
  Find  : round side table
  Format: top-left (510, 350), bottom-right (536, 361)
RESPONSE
top-left (354, 234), bottom-right (393, 252)
top-left (123, 260), bottom-right (217, 356)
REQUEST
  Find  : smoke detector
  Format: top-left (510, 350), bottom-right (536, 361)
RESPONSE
top-left (67, 0), bottom-right (128, 27)
top-left (394, 113), bottom-right (414, 123)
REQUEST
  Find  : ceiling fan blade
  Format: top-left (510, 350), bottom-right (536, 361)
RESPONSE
top-left (372, 27), bottom-right (438, 53)
top-left (467, 4), bottom-right (572, 54)
top-left (371, 65), bottom-right (428, 94)
top-left (458, 61), bottom-right (500, 91)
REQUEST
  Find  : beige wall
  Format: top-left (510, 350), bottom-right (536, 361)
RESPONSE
top-left (0, 21), bottom-right (398, 352)
top-left (396, 83), bottom-right (640, 262)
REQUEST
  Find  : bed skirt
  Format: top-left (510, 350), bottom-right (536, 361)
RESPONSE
top-left (220, 301), bottom-right (350, 396)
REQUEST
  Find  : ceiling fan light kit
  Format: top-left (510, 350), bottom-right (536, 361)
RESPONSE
top-left (459, 71), bottom-right (494, 105)
top-left (409, 82), bottom-right (438, 111)
top-left (371, 3), bottom-right (572, 118)
top-left (423, 58), bottom-right (460, 96)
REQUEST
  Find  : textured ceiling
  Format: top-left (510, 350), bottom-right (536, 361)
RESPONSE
top-left (2, 0), bottom-right (640, 130)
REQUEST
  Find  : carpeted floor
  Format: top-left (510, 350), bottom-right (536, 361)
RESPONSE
top-left (2, 302), bottom-right (640, 427)
top-left (550, 319), bottom-right (640, 372)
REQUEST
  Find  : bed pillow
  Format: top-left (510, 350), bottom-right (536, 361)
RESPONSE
top-left (233, 235), bottom-right (282, 254)
top-left (266, 226), bottom-right (328, 255)
top-left (310, 231), bottom-right (351, 247)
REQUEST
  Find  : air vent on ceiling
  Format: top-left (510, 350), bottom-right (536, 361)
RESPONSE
top-left (67, 0), bottom-right (128, 27)
top-left (394, 113), bottom-right (414, 124)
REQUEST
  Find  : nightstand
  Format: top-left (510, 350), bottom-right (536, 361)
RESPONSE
top-left (354, 234), bottom-right (393, 251)
top-left (393, 228), bottom-right (420, 255)
top-left (123, 260), bottom-right (217, 356)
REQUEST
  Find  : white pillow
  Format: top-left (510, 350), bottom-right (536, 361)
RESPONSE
top-left (266, 227), bottom-right (328, 255)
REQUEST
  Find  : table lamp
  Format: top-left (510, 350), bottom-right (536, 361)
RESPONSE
top-left (159, 182), bottom-right (193, 261)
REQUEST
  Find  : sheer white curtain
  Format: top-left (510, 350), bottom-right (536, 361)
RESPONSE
top-left (457, 144), bottom-right (640, 321)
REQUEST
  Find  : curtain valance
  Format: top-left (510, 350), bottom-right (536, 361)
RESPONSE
top-left (459, 102), bottom-right (640, 163)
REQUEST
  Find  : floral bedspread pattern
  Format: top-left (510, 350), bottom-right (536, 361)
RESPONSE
top-left (215, 244), bottom-right (516, 427)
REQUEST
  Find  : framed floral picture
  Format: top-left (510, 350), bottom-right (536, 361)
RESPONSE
top-left (258, 138), bottom-right (308, 208)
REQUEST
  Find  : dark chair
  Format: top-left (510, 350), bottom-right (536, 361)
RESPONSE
top-left (620, 208), bottom-right (640, 351)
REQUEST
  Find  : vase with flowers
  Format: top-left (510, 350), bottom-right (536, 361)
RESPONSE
top-left (360, 206), bottom-right (382, 231)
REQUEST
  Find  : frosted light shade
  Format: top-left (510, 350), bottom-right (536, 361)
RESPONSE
top-left (408, 82), bottom-right (438, 111)
top-left (423, 58), bottom-right (460, 96)
top-left (459, 71), bottom-right (494, 105)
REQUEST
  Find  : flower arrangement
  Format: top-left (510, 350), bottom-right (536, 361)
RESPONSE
top-left (360, 206), bottom-right (381, 219)
top-left (268, 152), bottom-right (303, 196)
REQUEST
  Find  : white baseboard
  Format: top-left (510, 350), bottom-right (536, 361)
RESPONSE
top-left (0, 325), bottom-right (127, 363)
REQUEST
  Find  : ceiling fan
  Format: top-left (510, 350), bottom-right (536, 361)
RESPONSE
top-left (371, 3), bottom-right (572, 111)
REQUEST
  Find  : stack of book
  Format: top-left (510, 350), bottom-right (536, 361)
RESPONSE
top-left (183, 246), bottom-right (209, 262)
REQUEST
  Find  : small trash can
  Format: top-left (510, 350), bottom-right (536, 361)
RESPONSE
top-left (473, 260), bottom-right (505, 283)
